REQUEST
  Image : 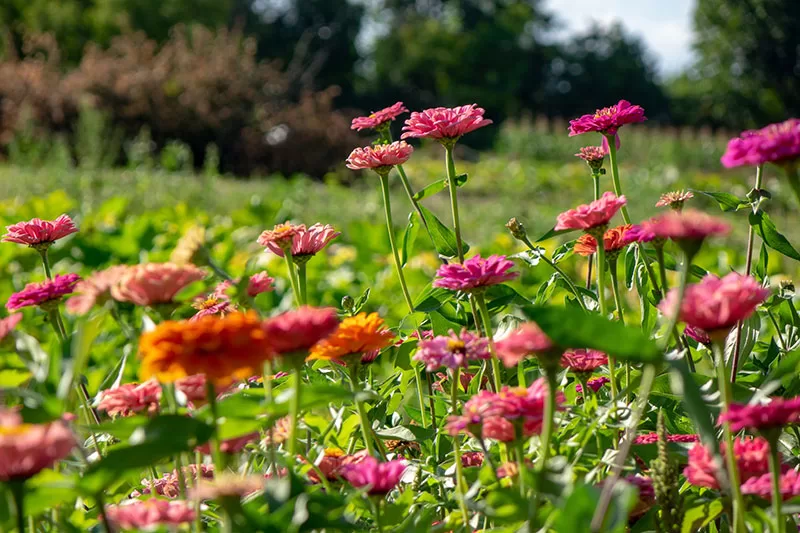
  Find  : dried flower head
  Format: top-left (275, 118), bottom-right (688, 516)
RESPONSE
top-left (111, 263), bottom-right (206, 307)
top-left (7, 273), bottom-right (81, 312)
top-left (3, 214), bottom-right (78, 249)
top-left (568, 100), bottom-right (647, 137)
top-left (351, 102), bottom-right (408, 132)
top-left (433, 254), bottom-right (519, 292)
top-left (307, 312), bottom-right (394, 362)
top-left (345, 141), bottom-right (414, 173)
top-left (401, 104), bottom-right (492, 143)
top-left (555, 192), bottom-right (627, 232)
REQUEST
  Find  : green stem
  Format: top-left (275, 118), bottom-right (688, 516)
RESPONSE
top-left (516, 439), bottom-right (527, 498)
top-left (283, 251), bottom-right (302, 308)
top-left (378, 173), bottom-right (415, 313)
top-left (608, 258), bottom-right (629, 403)
top-left (412, 364), bottom-right (428, 428)
top-left (596, 239), bottom-right (618, 403)
top-left (605, 135), bottom-right (631, 225)
top-left (297, 262), bottom-right (308, 305)
top-left (206, 380), bottom-right (225, 471)
top-left (768, 439), bottom-right (784, 533)
top-left (349, 364), bottom-right (376, 457)
top-left (517, 362), bottom-right (526, 388)
top-left (444, 145), bottom-right (465, 263)
top-left (206, 256), bottom-right (233, 282)
top-left (592, 172), bottom-right (601, 201)
top-left (373, 498), bottom-right (386, 533)
top-left (767, 309), bottom-right (789, 353)
top-left (164, 384), bottom-right (188, 498)
top-left (194, 450), bottom-right (203, 533)
top-left (94, 492), bottom-right (112, 533)
top-left (287, 365), bottom-right (303, 459)
top-left (538, 368), bottom-right (558, 472)
top-left (654, 245), bottom-right (670, 295)
top-left (10, 480), bottom-right (25, 533)
top-left (450, 368), bottom-right (470, 526)
top-left (783, 165), bottom-right (800, 208)
top-left (38, 248), bottom-right (53, 279)
top-left (521, 235), bottom-right (587, 313)
top-left (475, 293), bottom-right (502, 392)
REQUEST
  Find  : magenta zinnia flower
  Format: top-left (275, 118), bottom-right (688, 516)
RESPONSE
top-left (111, 263), bottom-right (206, 307)
top-left (684, 437), bottom-right (774, 490)
top-left (741, 469), bottom-right (800, 501)
top-left (262, 223), bottom-right (341, 260)
top-left (576, 376), bottom-right (610, 394)
top-left (0, 409), bottom-right (76, 481)
top-left (263, 306), bottom-right (339, 356)
top-left (3, 214), bottom-right (78, 248)
top-left (345, 141), bottom-right (413, 172)
top-left (341, 456), bottom-right (406, 495)
top-left (633, 433), bottom-right (699, 445)
top-left (560, 349), bottom-right (608, 373)
top-left (636, 209), bottom-right (730, 244)
top-left (433, 254), bottom-right (519, 292)
top-left (105, 500), bottom-right (195, 531)
top-left (719, 397), bottom-right (800, 433)
top-left (351, 102), bottom-right (408, 132)
top-left (413, 329), bottom-right (490, 371)
top-left (555, 192), bottom-right (627, 232)
top-left (568, 100), bottom-right (646, 137)
top-left (495, 322), bottom-right (554, 368)
top-left (721, 118), bottom-right (800, 169)
top-left (6, 273), bottom-right (81, 311)
top-left (658, 273), bottom-right (770, 334)
top-left (97, 379), bottom-right (162, 417)
top-left (401, 104), bottom-right (492, 142)
top-left (684, 325), bottom-right (712, 346)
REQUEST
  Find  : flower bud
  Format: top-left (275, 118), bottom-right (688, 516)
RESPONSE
top-left (505, 218), bottom-right (527, 241)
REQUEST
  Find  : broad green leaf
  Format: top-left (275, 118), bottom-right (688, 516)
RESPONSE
top-left (667, 359), bottom-right (718, 451)
top-left (764, 350), bottom-right (800, 384)
top-left (693, 190), bottom-right (748, 212)
top-left (399, 212), bottom-right (420, 267)
top-left (417, 205), bottom-right (469, 258)
top-left (376, 424), bottom-right (435, 442)
top-left (413, 283), bottom-right (453, 312)
top-left (412, 179), bottom-right (446, 201)
top-left (523, 305), bottom-right (662, 363)
top-left (749, 211), bottom-right (800, 260)
top-left (682, 500), bottom-right (723, 533)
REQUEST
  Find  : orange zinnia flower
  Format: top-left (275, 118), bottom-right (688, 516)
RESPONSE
top-left (573, 224), bottom-right (633, 256)
top-left (307, 312), bottom-right (394, 361)
top-left (138, 312), bottom-right (274, 386)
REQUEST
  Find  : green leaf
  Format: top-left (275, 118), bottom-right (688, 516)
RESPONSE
top-left (399, 213), bottom-right (420, 267)
top-left (765, 350), bottom-right (800, 384)
top-left (376, 424), bottom-right (435, 442)
top-left (754, 241), bottom-right (769, 281)
top-left (536, 225), bottom-right (577, 242)
top-left (523, 305), bottom-right (662, 363)
top-left (693, 190), bottom-right (748, 212)
top-left (749, 211), bottom-right (800, 261)
top-left (412, 179), bottom-right (446, 201)
top-left (417, 205), bottom-right (469, 258)
top-left (682, 500), bottom-right (723, 533)
top-left (412, 283), bottom-right (453, 312)
top-left (667, 358), bottom-right (718, 451)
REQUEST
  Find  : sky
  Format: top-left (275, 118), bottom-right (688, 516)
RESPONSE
top-left (545, 0), bottom-right (696, 75)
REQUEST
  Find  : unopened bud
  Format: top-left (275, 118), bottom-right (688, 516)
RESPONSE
top-left (506, 218), bottom-right (527, 241)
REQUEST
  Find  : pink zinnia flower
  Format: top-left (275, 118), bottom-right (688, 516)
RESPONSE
top-left (111, 263), bottom-right (206, 307)
top-left (351, 102), bottom-right (408, 132)
top-left (568, 100), bottom-right (647, 137)
top-left (174, 374), bottom-right (211, 404)
top-left (135, 464), bottom-right (214, 499)
top-left (719, 397), bottom-right (800, 433)
top-left (621, 224), bottom-right (656, 245)
top-left (684, 437), bottom-right (773, 490)
top-left (684, 325), bottom-right (712, 346)
top-left (560, 349), bottom-right (608, 373)
top-left (105, 500), bottom-right (195, 531)
top-left (341, 456), bottom-right (406, 495)
top-left (576, 376), bottom-right (610, 394)
top-left (433, 254), bottom-right (519, 292)
top-left (263, 223), bottom-right (341, 260)
top-left (575, 146), bottom-right (607, 163)
top-left (257, 222), bottom-right (306, 252)
top-left (263, 306), bottom-right (339, 356)
top-left (6, 273), bottom-right (81, 311)
top-left (3, 214), bottom-right (78, 248)
top-left (0, 409), bottom-right (76, 481)
top-left (345, 141), bottom-right (414, 172)
top-left (307, 449), bottom-right (368, 484)
top-left (401, 104), bottom-right (492, 142)
top-left (555, 192), bottom-right (627, 232)
top-left (741, 469), bottom-right (800, 501)
top-left (247, 271), bottom-right (275, 296)
top-left (197, 432), bottom-right (259, 455)
top-left (461, 451), bottom-right (484, 467)
top-left (656, 190), bottom-right (694, 210)
top-left (633, 433), bottom-right (699, 445)
top-left (97, 379), bottom-right (162, 417)
top-left (66, 265), bottom-right (130, 315)
top-left (721, 119), bottom-right (800, 168)
top-left (658, 273), bottom-right (770, 334)
top-left (495, 322), bottom-right (554, 368)
top-left (637, 209), bottom-right (730, 243)
top-left (413, 329), bottom-right (490, 371)
top-left (0, 313), bottom-right (22, 342)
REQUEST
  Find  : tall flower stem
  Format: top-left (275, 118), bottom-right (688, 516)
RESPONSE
top-left (450, 368), bottom-right (470, 526)
top-left (283, 252), bottom-right (302, 308)
top-left (653, 245), bottom-right (670, 295)
top-left (586, 171), bottom-right (601, 290)
top-left (378, 173), bottom-right (415, 312)
top-left (164, 384), bottom-right (188, 498)
top-left (537, 367), bottom-right (558, 472)
top-left (10, 480), bottom-right (25, 533)
top-left (444, 144), bottom-right (465, 263)
top-left (732, 164), bottom-right (764, 382)
top-left (595, 238), bottom-right (618, 402)
top-left (605, 136), bottom-right (631, 225)
top-left (37, 248), bottom-right (53, 279)
top-left (608, 258), bottom-right (630, 401)
top-left (296, 263), bottom-right (308, 306)
top-left (520, 235), bottom-right (587, 313)
top-left (474, 293), bottom-right (502, 392)
top-left (767, 436), bottom-right (784, 533)
top-left (205, 380), bottom-right (225, 471)
top-left (349, 363), bottom-right (377, 457)
top-left (262, 361), bottom-right (277, 472)
top-left (287, 364), bottom-right (303, 459)
top-left (412, 364), bottom-right (428, 427)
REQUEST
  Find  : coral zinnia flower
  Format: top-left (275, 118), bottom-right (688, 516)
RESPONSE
top-left (636, 209), bottom-right (730, 243)
top-left (7, 273), bottom-right (81, 311)
top-left (721, 118), bottom-right (800, 168)
top-left (96, 379), bottom-right (162, 417)
top-left (719, 397), bottom-right (800, 433)
top-left (105, 500), bottom-right (195, 531)
top-left (66, 265), bottom-right (130, 315)
top-left (307, 312), bottom-right (394, 361)
top-left (262, 223), bottom-right (341, 261)
top-left (684, 437), bottom-right (773, 490)
top-left (433, 254), bottom-right (519, 292)
top-left (0, 313), bottom-right (22, 342)
top-left (495, 322), bottom-right (554, 368)
top-left (351, 102), bottom-right (408, 132)
top-left (247, 271), bottom-right (275, 296)
top-left (257, 222), bottom-right (306, 252)
top-left (573, 224), bottom-right (634, 257)
top-left (633, 433), bottom-right (699, 445)
top-left (656, 190), bottom-right (694, 210)
top-left (413, 329), bottom-right (490, 371)
top-left (741, 470), bottom-right (800, 501)
top-left (401, 104), bottom-right (492, 142)
top-left (264, 306), bottom-right (339, 357)
top-left (2, 214), bottom-right (78, 249)
top-left (555, 192), bottom-right (627, 232)
top-left (658, 273), bottom-right (770, 334)
top-left (341, 456), bottom-right (406, 495)
top-left (568, 100), bottom-right (647, 137)
top-left (560, 349), bottom-right (608, 373)
top-left (345, 141), bottom-right (414, 173)
top-left (138, 312), bottom-right (274, 386)
top-left (0, 409), bottom-right (76, 481)
top-left (197, 432), bottom-right (259, 455)
top-left (111, 263), bottom-right (205, 307)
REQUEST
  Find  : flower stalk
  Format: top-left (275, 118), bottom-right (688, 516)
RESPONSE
top-left (450, 367), bottom-right (470, 525)
top-left (444, 144), bottom-right (465, 263)
top-left (475, 292), bottom-right (503, 392)
top-left (349, 363), bottom-right (376, 457)
top-left (766, 434), bottom-right (784, 533)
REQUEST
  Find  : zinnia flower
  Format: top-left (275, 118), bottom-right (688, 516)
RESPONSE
top-left (741, 469), bottom-right (800, 501)
top-left (684, 325), bottom-right (711, 346)
top-left (461, 451), bottom-right (484, 467)
top-left (0, 313), bottom-right (22, 342)
top-left (111, 263), bottom-right (206, 307)
top-left (345, 141), bottom-right (414, 173)
top-left (174, 374), bottom-right (213, 404)
top-left (264, 306), bottom-right (339, 357)
top-left (135, 464), bottom-right (214, 499)
top-left (433, 254), bottom-right (519, 292)
top-left (262, 223), bottom-right (340, 261)
top-left (138, 312), bottom-right (274, 386)
top-left (719, 397), bottom-right (800, 433)
top-left (621, 475), bottom-right (655, 518)
top-left (0, 409), bottom-right (76, 481)
top-left (658, 273), bottom-right (770, 334)
top-left (432, 370), bottom-right (486, 394)
top-left (3, 214), bottom-right (78, 249)
top-left (105, 500), bottom-right (195, 531)
top-left (560, 349), bottom-right (608, 373)
top-left (656, 190), bottom-right (694, 210)
top-left (247, 271), bottom-right (275, 296)
top-left (66, 265), bottom-right (130, 315)
top-left (721, 119), bottom-right (800, 169)
top-left (401, 104), bottom-right (492, 142)
top-left (684, 437), bottom-right (773, 489)
top-left (97, 380), bottom-right (162, 417)
top-left (555, 192), bottom-right (627, 232)
top-left (7, 273), bottom-right (81, 311)
top-left (495, 322), bottom-right (554, 368)
top-left (636, 209), bottom-right (730, 244)
top-left (192, 473), bottom-right (264, 500)
top-left (575, 146), bottom-right (607, 168)
top-left (576, 376), bottom-right (610, 395)
top-left (351, 102), bottom-right (408, 132)
top-left (307, 449), bottom-right (368, 484)
top-left (257, 222), bottom-right (306, 252)
top-left (307, 312), bottom-right (394, 361)
top-left (341, 456), bottom-right (406, 495)
top-left (573, 224), bottom-right (634, 257)
top-left (568, 100), bottom-right (647, 137)
top-left (413, 329), bottom-right (490, 371)
top-left (633, 433), bottom-right (699, 445)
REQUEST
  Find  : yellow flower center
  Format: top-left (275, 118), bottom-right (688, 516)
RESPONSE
top-left (0, 424), bottom-right (33, 436)
top-left (447, 339), bottom-right (466, 353)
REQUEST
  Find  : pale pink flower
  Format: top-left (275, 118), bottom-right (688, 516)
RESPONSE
top-left (633, 433), bottom-right (699, 445)
top-left (721, 118), bottom-right (800, 168)
top-left (192, 473), bottom-right (264, 500)
top-left (495, 322), bottom-right (554, 368)
top-left (741, 469), bottom-right (800, 501)
top-left (433, 254), bottom-right (519, 292)
top-left (658, 273), bottom-right (770, 333)
top-left (257, 222), bottom-right (306, 251)
top-left (3, 214), bottom-right (78, 248)
top-left (0, 314), bottom-right (22, 341)
top-left (656, 190), bottom-right (694, 210)
top-left (560, 349), bottom-right (608, 373)
top-left (345, 141), bottom-right (413, 172)
top-left (6, 273), bottom-right (81, 311)
top-left (401, 104), bottom-right (492, 141)
top-left (105, 500), bottom-right (195, 531)
top-left (247, 271), bottom-right (275, 296)
top-left (111, 263), bottom-right (206, 307)
top-left (97, 380), bottom-right (162, 417)
top-left (719, 397), bottom-right (800, 433)
top-left (263, 306), bottom-right (339, 356)
top-left (66, 265), bottom-right (130, 315)
top-left (637, 209), bottom-right (730, 243)
top-left (568, 100), bottom-right (647, 137)
top-left (0, 409), bottom-right (75, 481)
top-left (575, 146), bottom-right (607, 163)
top-left (341, 456), bottom-right (406, 495)
top-left (555, 192), bottom-right (627, 231)
top-left (576, 376), bottom-right (610, 395)
top-left (413, 329), bottom-right (490, 371)
top-left (351, 102), bottom-right (408, 132)
top-left (263, 223), bottom-right (340, 259)
top-left (684, 437), bottom-right (773, 489)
